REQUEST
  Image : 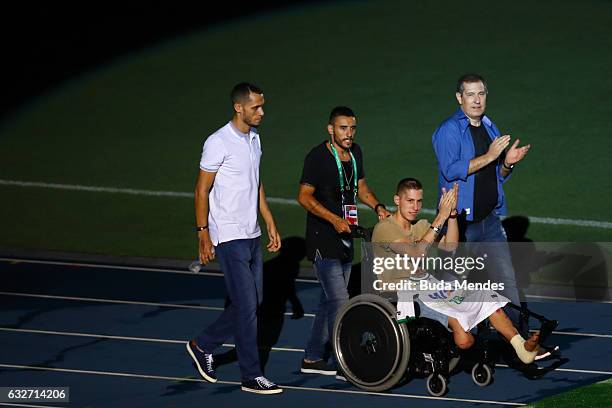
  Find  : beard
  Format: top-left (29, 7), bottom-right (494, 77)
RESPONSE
top-left (244, 115), bottom-right (262, 128)
top-left (334, 135), bottom-right (353, 150)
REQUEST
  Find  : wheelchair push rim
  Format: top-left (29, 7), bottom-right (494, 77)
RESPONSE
top-left (333, 294), bottom-right (410, 391)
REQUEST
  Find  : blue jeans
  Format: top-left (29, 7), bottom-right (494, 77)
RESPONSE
top-left (304, 255), bottom-right (352, 367)
top-left (195, 238), bottom-right (263, 381)
top-left (462, 212), bottom-right (522, 328)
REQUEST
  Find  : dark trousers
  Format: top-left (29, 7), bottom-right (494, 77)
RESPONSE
top-left (304, 256), bottom-right (352, 367)
top-left (195, 238), bottom-right (263, 381)
top-left (460, 212), bottom-right (523, 331)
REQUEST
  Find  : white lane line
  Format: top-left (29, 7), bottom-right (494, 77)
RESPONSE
top-left (0, 291), bottom-right (316, 318)
top-left (4, 327), bottom-right (612, 376)
top-left (525, 294), bottom-right (612, 304)
top-left (5, 291), bottom-right (612, 337)
top-left (2, 179), bottom-right (611, 229)
top-left (0, 327), bottom-right (305, 353)
top-left (0, 291), bottom-right (224, 311)
top-left (0, 363), bottom-right (526, 406)
top-left (549, 331), bottom-right (612, 339)
top-left (538, 367), bottom-right (612, 376)
top-left (496, 364), bottom-right (612, 376)
top-left (5, 257), bottom-right (609, 303)
top-left (0, 257), bottom-right (224, 277)
top-left (0, 179), bottom-right (194, 198)
top-left (5, 258), bottom-right (612, 301)
top-left (527, 329), bottom-right (612, 339)
top-left (0, 257), bottom-right (318, 284)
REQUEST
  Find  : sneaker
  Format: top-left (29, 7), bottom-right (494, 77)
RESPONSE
top-left (241, 376), bottom-right (283, 394)
top-left (186, 340), bottom-right (217, 383)
top-left (300, 359), bottom-right (336, 375)
top-left (535, 345), bottom-right (560, 361)
top-left (335, 368), bottom-right (348, 382)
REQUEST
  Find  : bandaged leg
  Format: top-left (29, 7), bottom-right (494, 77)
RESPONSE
top-left (510, 334), bottom-right (539, 364)
top-left (489, 308), bottom-right (540, 363)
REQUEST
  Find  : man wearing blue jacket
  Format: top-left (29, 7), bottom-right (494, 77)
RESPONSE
top-left (432, 73), bottom-right (530, 330)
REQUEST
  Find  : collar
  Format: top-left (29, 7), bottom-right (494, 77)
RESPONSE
top-left (453, 108), bottom-right (493, 131)
top-left (228, 121), bottom-right (257, 142)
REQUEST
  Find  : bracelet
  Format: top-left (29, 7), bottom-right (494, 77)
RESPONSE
top-left (503, 161), bottom-right (514, 170)
top-left (196, 225), bottom-right (208, 232)
top-left (374, 203), bottom-right (386, 213)
top-left (449, 212), bottom-right (458, 219)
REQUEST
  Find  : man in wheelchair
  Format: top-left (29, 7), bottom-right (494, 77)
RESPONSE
top-left (371, 177), bottom-right (545, 365)
top-left (331, 178), bottom-right (559, 395)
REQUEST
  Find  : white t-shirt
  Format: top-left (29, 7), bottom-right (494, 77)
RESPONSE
top-left (199, 122), bottom-right (262, 245)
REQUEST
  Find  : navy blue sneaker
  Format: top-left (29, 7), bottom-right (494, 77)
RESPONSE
top-left (186, 340), bottom-right (217, 383)
top-left (335, 368), bottom-right (348, 382)
top-left (300, 359), bottom-right (336, 375)
top-left (241, 376), bottom-right (283, 394)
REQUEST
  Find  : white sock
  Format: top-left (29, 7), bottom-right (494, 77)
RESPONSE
top-left (510, 334), bottom-right (538, 364)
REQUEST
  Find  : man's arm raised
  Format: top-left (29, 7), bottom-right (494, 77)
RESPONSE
top-left (499, 138), bottom-right (531, 178)
top-left (468, 135), bottom-right (511, 175)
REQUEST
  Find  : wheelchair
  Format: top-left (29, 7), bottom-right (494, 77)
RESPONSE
top-left (334, 293), bottom-right (463, 396)
top-left (333, 226), bottom-right (560, 396)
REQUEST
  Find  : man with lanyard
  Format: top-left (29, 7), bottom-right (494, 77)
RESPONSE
top-left (297, 106), bottom-right (391, 379)
top-left (432, 74), bottom-right (534, 338)
top-left (187, 82), bottom-right (283, 394)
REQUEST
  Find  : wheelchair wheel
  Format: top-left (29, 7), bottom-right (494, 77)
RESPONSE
top-left (333, 294), bottom-right (410, 392)
top-left (471, 363), bottom-right (493, 387)
top-left (426, 373), bottom-right (448, 396)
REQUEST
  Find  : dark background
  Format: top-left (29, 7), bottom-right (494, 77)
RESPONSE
top-left (0, 2), bottom-right (316, 119)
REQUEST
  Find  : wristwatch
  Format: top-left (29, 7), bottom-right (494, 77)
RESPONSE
top-left (430, 225), bottom-right (442, 235)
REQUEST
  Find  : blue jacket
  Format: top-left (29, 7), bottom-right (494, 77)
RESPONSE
top-left (432, 108), bottom-right (510, 221)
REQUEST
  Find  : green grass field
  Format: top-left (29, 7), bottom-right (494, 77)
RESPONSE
top-left (1, 2), bottom-right (612, 404)
top-left (527, 377), bottom-right (612, 408)
top-left (2, 0), bottom-right (612, 261)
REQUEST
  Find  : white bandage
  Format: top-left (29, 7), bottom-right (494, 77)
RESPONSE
top-left (510, 334), bottom-right (538, 364)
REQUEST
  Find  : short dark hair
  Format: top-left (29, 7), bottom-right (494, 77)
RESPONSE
top-left (456, 73), bottom-right (488, 94)
top-left (231, 82), bottom-right (263, 104)
top-left (328, 106), bottom-right (356, 125)
top-left (396, 177), bottom-right (423, 195)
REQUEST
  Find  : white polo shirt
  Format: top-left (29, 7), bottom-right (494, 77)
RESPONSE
top-left (199, 121), bottom-right (262, 245)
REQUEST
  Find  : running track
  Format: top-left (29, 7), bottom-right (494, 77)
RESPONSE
top-left (1, 258), bottom-right (611, 407)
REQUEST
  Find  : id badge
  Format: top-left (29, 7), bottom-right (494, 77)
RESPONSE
top-left (343, 204), bottom-right (359, 226)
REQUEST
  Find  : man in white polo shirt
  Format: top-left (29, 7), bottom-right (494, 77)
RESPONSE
top-left (186, 82), bottom-right (282, 395)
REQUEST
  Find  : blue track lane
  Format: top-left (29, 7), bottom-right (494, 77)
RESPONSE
top-left (1, 259), bottom-right (611, 407)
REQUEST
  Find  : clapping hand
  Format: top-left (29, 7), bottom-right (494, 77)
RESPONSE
top-left (438, 183), bottom-right (458, 220)
top-left (505, 138), bottom-right (531, 166)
